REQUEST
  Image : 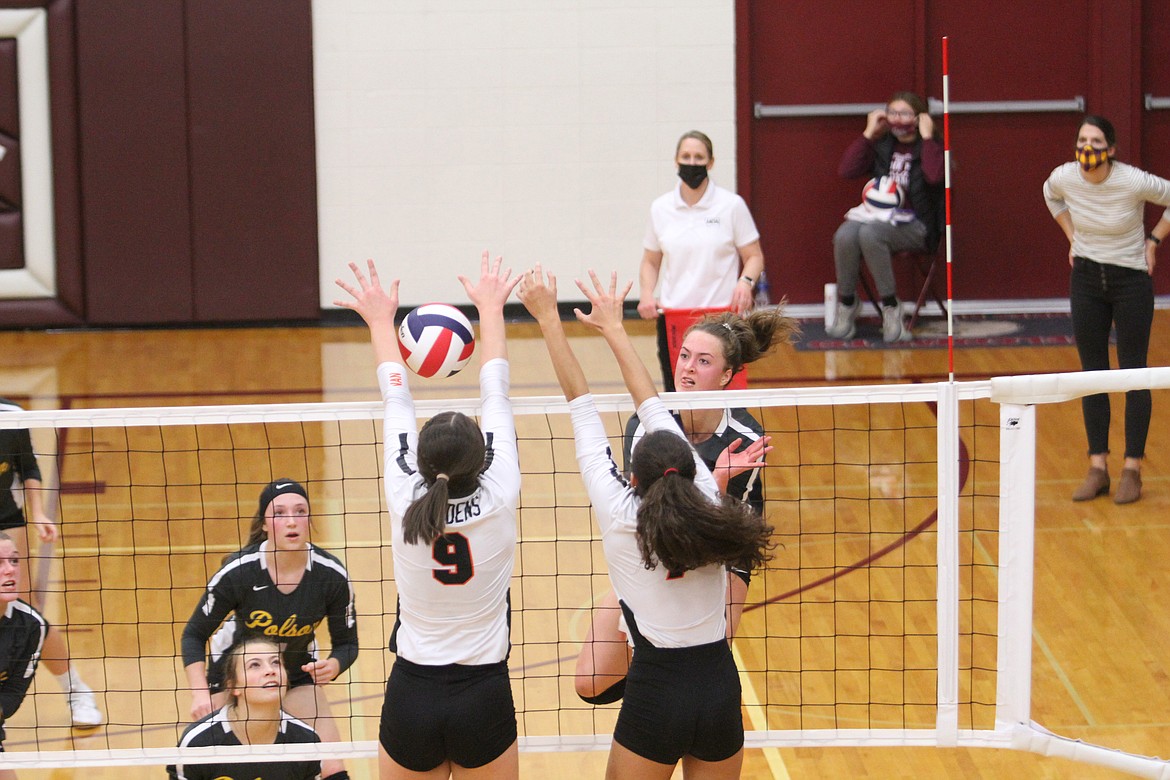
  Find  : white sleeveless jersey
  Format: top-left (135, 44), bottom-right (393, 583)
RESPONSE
top-left (569, 395), bottom-right (728, 648)
top-left (379, 358), bottom-right (519, 666)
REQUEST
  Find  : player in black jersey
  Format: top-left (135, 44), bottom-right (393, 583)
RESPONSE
top-left (168, 636), bottom-right (322, 780)
top-left (181, 480), bottom-right (356, 779)
top-left (575, 309), bottom-right (797, 705)
top-left (0, 530), bottom-right (49, 777)
top-left (0, 398), bottom-right (102, 727)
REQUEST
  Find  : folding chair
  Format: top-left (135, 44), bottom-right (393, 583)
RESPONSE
top-left (857, 248), bottom-right (948, 331)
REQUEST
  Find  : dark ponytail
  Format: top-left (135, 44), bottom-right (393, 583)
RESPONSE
top-left (402, 411), bottom-right (485, 545)
top-left (631, 431), bottom-right (774, 574)
top-left (686, 304), bottom-right (799, 378)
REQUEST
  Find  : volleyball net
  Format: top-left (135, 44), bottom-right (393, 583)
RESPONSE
top-left (1, 367), bottom-right (1169, 775)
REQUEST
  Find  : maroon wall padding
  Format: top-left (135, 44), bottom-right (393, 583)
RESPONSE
top-left (74, 1), bottom-right (194, 324)
top-left (741, 0), bottom-right (1166, 305)
top-left (0, 37), bottom-right (23, 271)
top-left (0, 0), bottom-right (84, 325)
top-left (185, 0), bottom-right (318, 322)
top-left (1141, 2), bottom-right (1170, 254)
top-left (45, 0), bottom-right (85, 323)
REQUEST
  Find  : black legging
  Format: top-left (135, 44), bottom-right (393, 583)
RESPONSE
top-left (655, 316), bottom-right (675, 393)
top-left (1070, 256), bottom-right (1154, 459)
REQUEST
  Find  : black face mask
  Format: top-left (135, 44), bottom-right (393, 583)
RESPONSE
top-left (678, 163), bottom-right (708, 190)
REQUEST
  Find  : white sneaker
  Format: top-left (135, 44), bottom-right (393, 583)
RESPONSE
top-left (67, 680), bottom-right (103, 728)
top-left (825, 298), bottom-right (859, 338)
top-left (881, 303), bottom-right (911, 342)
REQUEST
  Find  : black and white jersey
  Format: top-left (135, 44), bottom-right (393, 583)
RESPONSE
top-left (570, 395), bottom-right (728, 648)
top-left (167, 706), bottom-right (321, 780)
top-left (378, 358), bottom-right (519, 666)
top-left (0, 599), bottom-right (47, 724)
top-left (623, 407), bottom-right (765, 513)
top-left (181, 542), bottom-right (357, 677)
top-left (0, 398), bottom-right (41, 529)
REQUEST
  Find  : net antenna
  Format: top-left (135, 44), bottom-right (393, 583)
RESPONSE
top-left (0, 370), bottom-right (1169, 775)
top-left (942, 35), bottom-right (955, 381)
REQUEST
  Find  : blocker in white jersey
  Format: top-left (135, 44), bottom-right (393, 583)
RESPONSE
top-left (334, 253), bottom-right (522, 777)
top-left (379, 357), bottom-right (518, 666)
top-left (519, 266), bottom-right (774, 778)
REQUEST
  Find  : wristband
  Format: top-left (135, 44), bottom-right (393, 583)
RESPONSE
top-left (1148, 233), bottom-right (1162, 246)
top-left (739, 275), bottom-right (754, 286)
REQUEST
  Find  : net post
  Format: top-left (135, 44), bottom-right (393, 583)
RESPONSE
top-left (934, 380), bottom-right (960, 745)
top-left (995, 402), bottom-right (1037, 730)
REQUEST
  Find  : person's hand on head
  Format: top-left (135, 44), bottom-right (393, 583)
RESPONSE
top-left (918, 112), bottom-right (935, 140)
top-left (864, 108), bottom-right (889, 140)
top-left (574, 271), bottom-right (632, 334)
top-left (333, 259), bottom-right (400, 328)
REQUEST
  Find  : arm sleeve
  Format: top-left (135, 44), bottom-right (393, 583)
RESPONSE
top-left (12, 429), bottom-right (41, 483)
top-left (0, 614), bottom-right (46, 720)
top-left (839, 135), bottom-right (876, 178)
top-left (180, 568), bottom-right (237, 667)
top-left (919, 138), bottom-right (945, 184)
top-left (731, 195), bottom-right (762, 247)
top-left (477, 358), bottom-right (520, 503)
top-left (643, 208), bottom-right (661, 252)
top-left (1043, 168), bottom-right (1068, 217)
top-left (325, 575), bottom-right (359, 675)
top-left (378, 362), bottom-right (422, 518)
top-left (569, 395), bottom-right (631, 535)
top-left (635, 397), bottom-right (721, 503)
top-left (1134, 168), bottom-right (1170, 217)
top-left (621, 414), bottom-right (641, 477)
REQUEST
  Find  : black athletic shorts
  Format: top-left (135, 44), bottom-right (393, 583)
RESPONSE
top-left (0, 511), bottom-right (25, 532)
top-left (380, 657), bottom-right (516, 772)
top-left (613, 637), bottom-right (744, 765)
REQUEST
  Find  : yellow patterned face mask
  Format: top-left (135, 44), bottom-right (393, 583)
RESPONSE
top-left (1076, 144), bottom-right (1111, 171)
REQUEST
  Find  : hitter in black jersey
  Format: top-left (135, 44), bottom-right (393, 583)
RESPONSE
top-left (168, 636), bottom-right (321, 780)
top-left (181, 480), bottom-right (355, 779)
top-left (0, 530), bottom-right (48, 776)
top-left (0, 399), bottom-right (102, 727)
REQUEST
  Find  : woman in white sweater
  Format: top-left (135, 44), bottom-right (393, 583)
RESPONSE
top-left (1043, 114), bottom-right (1170, 504)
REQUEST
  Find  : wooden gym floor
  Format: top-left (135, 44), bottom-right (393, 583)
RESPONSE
top-left (1, 309), bottom-right (1169, 779)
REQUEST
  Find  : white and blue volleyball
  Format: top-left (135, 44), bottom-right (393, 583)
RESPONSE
top-left (397, 303), bottom-right (475, 378)
top-left (862, 176), bottom-right (904, 213)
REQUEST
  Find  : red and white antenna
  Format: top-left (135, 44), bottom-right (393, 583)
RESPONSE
top-left (943, 36), bottom-right (954, 381)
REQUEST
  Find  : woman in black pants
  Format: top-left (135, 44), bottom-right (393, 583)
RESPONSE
top-left (1043, 115), bottom-right (1170, 504)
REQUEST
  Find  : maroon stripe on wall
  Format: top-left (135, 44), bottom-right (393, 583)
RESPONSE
top-left (75, 0), bottom-right (194, 324)
top-left (185, 0), bottom-right (319, 322)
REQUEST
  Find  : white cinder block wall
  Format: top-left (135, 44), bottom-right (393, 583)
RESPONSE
top-left (312, 1), bottom-right (739, 309)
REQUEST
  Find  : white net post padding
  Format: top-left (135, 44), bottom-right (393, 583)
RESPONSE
top-left (935, 380), bottom-right (961, 747)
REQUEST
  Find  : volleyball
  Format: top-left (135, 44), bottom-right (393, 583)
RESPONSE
top-left (862, 176), bottom-right (904, 213)
top-left (397, 303), bottom-right (476, 378)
